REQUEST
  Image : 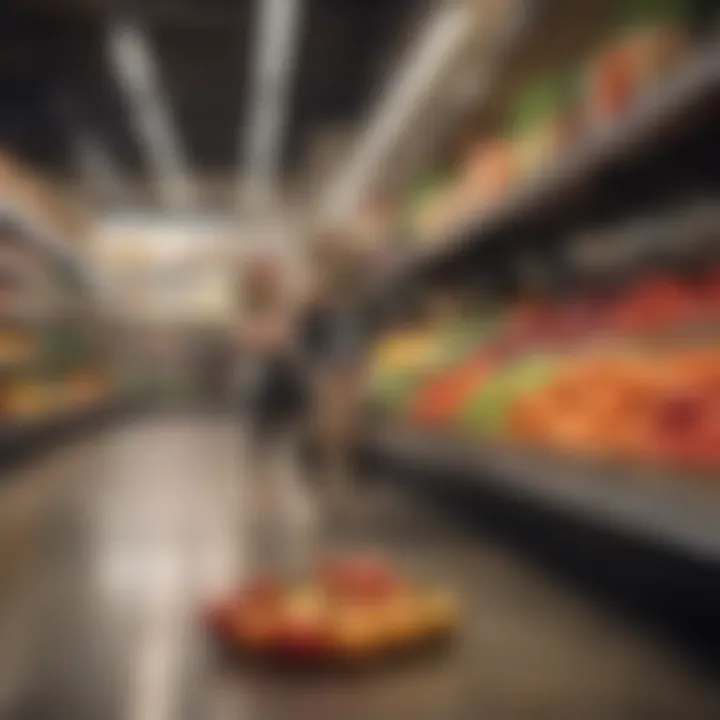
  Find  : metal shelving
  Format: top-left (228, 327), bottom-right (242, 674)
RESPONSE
top-left (0, 204), bottom-right (81, 270)
top-left (365, 44), bottom-right (720, 561)
top-left (370, 428), bottom-right (720, 562)
top-left (0, 201), bottom-right (114, 460)
top-left (0, 399), bottom-right (124, 472)
top-left (370, 42), bottom-right (720, 305)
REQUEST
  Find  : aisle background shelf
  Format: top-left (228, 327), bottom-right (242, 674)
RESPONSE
top-left (0, 159), bottom-right (118, 469)
top-left (0, 204), bottom-right (88, 277)
top-left (361, 18), bottom-right (720, 630)
top-left (367, 40), bottom-right (720, 316)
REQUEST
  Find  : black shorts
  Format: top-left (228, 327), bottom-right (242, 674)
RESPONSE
top-left (246, 359), bottom-right (308, 436)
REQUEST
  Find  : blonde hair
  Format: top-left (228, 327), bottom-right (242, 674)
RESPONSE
top-left (310, 231), bottom-right (365, 302)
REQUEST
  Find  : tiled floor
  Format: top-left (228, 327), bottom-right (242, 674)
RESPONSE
top-left (1, 416), bottom-right (718, 719)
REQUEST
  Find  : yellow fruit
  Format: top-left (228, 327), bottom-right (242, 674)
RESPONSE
top-left (330, 605), bottom-right (383, 659)
top-left (419, 589), bottom-right (457, 636)
top-left (282, 587), bottom-right (326, 623)
top-left (377, 594), bottom-right (427, 647)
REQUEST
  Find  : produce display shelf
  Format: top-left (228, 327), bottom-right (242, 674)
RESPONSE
top-left (0, 313), bottom-right (68, 327)
top-left (373, 42), bottom-right (720, 296)
top-left (0, 400), bottom-right (122, 470)
top-left (0, 203), bottom-right (91, 281)
top-left (0, 361), bottom-right (34, 374)
top-left (0, 403), bottom-right (110, 436)
top-left (369, 428), bottom-right (720, 563)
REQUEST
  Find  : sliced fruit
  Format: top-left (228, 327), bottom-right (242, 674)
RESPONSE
top-left (329, 604), bottom-right (385, 660)
top-left (318, 556), bottom-right (400, 603)
top-left (419, 588), bottom-right (458, 636)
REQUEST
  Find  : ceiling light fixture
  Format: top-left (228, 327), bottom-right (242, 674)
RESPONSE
top-left (320, 2), bottom-right (471, 224)
top-left (240, 0), bottom-right (303, 210)
top-left (108, 22), bottom-right (193, 210)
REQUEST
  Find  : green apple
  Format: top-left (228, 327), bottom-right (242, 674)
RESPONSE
top-left (457, 354), bottom-right (557, 436)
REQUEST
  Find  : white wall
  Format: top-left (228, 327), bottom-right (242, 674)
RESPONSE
top-left (90, 212), bottom-right (308, 323)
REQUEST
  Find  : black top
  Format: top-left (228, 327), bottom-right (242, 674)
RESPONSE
top-left (302, 303), bottom-right (365, 367)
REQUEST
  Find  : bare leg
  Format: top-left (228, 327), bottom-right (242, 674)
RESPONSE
top-left (245, 428), bottom-right (291, 575)
top-left (273, 430), bottom-right (318, 577)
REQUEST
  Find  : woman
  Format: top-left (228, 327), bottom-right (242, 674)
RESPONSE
top-left (301, 233), bottom-right (367, 521)
top-left (235, 254), bottom-right (313, 574)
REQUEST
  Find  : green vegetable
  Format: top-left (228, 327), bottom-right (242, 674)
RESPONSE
top-left (457, 354), bottom-right (557, 435)
top-left (506, 74), bottom-right (576, 137)
top-left (614, 0), bottom-right (694, 30)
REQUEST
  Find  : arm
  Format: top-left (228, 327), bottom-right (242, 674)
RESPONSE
top-left (237, 311), bottom-right (293, 355)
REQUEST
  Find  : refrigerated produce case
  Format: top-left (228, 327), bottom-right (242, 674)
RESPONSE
top-left (357, 8), bottom-right (720, 666)
top-left (0, 186), bottom-right (120, 470)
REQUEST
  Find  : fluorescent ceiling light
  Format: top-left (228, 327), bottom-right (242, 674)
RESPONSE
top-left (321, 3), bottom-right (471, 223)
top-left (108, 22), bottom-right (193, 209)
top-left (240, 0), bottom-right (303, 208)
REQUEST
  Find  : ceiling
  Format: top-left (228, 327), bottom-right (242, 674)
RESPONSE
top-left (0, 0), bottom-right (429, 210)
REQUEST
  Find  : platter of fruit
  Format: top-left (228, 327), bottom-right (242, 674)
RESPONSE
top-left (203, 556), bottom-right (457, 668)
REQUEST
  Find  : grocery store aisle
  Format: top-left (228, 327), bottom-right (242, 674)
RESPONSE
top-left (1, 416), bottom-right (719, 720)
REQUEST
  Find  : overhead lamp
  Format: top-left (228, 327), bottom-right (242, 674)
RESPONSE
top-left (239, 0), bottom-right (303, 209)
top-left (320, 2), bottom-right (471, 224)
top-left (108, 22), bottom-right (193, 210)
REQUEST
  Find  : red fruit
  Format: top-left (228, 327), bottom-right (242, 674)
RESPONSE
top-left (274, 620), bottom-right (330, 658)
top-left (409, 355), bottom-right (491, 428)
top-left (657, 429), bottom-right (720, 470)
top-left (241, 575), bottom-right (281, 605)
top-left (698, 271), bottom-right (720, 319)
top-left (273, 589), bottom-right (331, 659)
top-left (550, 300), bottom-right (602, 343)
top-left (204, 599), bottom-right (237, 637)
top-left (318, 556), bottom-right (399, 603)
top-left (649, 389), bottom-right (720, 469)
top-left (235, 603), bottom-right (283, 649)
top-left (591, 46), bottom-right (636, 120)
top-left (654, 391), bottom-right (704, 433)
top-left (608, 275), bottom-right (700, 334)
top-left (204, 575), bottom-right (281, 644)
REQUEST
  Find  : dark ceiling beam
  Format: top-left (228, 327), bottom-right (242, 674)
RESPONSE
top-left (12, 0), bottom-right (249, 29)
